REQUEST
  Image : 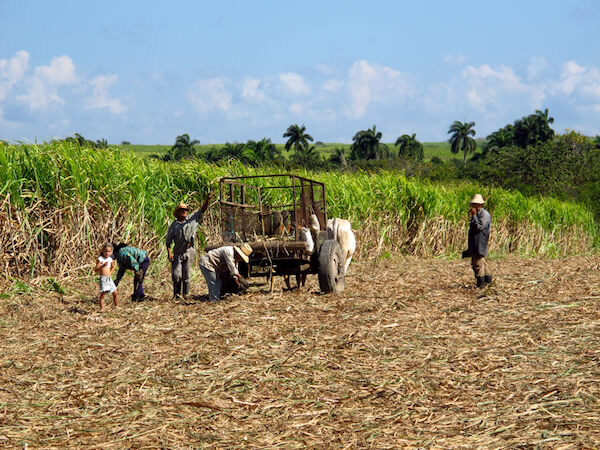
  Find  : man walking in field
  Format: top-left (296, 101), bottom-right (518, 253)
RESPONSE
top-left (166, 192), bottom-right (211, 299)
top-left (467, 194), bottom-right (492, 289)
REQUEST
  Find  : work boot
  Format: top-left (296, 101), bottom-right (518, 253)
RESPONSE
top-left (484, 275), bottom-right (493, 285)
top-left (182, 281), bottom-right (190, 299)
top-left (173, 280), bottom-right (182, 299)
top-left (476, 277), bottom-right (486, 289)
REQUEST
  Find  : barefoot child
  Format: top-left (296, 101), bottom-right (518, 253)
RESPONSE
top-left (95, 243), bottom-right (119, 310)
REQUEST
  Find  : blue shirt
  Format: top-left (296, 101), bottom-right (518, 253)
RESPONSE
top-left (115, 246), bottom-right (147, 271)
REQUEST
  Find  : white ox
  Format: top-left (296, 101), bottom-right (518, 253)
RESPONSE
top-left (325, 218), bottom-right (356, 274)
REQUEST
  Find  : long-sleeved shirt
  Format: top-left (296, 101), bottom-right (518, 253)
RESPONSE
top-left (115, 246), bottom-right (147, 272)
top-left (468, 208), bottom-right (491, 256)
top-left (198, 246), bottom-right (238, 277)
top-left (166, 210), bottom-right (204, 255)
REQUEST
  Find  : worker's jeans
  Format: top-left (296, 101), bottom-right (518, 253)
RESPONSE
top-left (172, 248), bottom-right (195, 283)
top-left (471, 255), bottom-right (491, 278)
top-left (133, 256), bottom-right (150, 300)
top-left (199, 266), bottom-right (222, 301)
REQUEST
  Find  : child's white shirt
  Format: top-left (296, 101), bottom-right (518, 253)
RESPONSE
top-left (98, 255), bottom-right (113, 266)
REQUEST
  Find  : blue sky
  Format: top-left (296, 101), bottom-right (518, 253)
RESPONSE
top-left (1, 0), bottom-right (600, 144)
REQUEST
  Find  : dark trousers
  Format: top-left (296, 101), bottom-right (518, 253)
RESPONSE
top-left (132, 256), bottom-right (150, 300)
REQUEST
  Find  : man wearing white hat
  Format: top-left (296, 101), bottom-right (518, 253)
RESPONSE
top-left (199, 243), bottom-right (253, 301)
top-left (467, 194), bottom-right (492, 288)
top-left (166, 192), bottom-right (211, 299)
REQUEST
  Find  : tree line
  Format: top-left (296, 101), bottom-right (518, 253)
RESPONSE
top-left (42, 109), bottom-right (600, 222)
top-left (150, 123), bottom-right (428, 170)
top-left (149, 108), bottom-right (596, 223)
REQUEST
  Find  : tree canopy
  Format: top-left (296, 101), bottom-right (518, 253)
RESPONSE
top-left (448, 121), bottom-right (477, 163)
top-left (395, 133), bottom-right (424, 161)
top-left (483, 108), bottom-right (555, 154)
top-left (165, 134), bottom-right (199, 161)
top-left (283, 124), bottom-right (313, 153)
top-left (350, 125), bottom-right (389, 160)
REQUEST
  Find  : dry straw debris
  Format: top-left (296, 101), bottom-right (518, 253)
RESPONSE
top-left (1, 255), bottom-right (599, 447)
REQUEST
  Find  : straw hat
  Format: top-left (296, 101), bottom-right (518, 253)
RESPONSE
top-left (233, 243), bottom-right (253, 264)
top-left (469, 194), bottom-right (485, 205)
top-left (173, 202), bottom-right (189, 217)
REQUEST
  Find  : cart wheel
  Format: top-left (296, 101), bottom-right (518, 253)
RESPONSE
top-left (318, 239), bottom-right (345, 293)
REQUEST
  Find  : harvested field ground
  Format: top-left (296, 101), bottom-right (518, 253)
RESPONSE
top-left (1, 256), bottom-right (600, 447)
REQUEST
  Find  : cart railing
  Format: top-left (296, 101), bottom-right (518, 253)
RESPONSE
top-left (218, 174), bottom-right (327, 243)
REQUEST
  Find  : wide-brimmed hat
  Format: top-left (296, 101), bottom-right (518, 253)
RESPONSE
top-left (469, 194), bottom-right (485, 205)
top-left (233, 243), bottom-right (253, 264)
top-left (173, 202), bottom-right (189, 217)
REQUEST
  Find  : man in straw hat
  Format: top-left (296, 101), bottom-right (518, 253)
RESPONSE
top-left (166, 193), bottom-right (211, 299)
top-left (199, 243), bottom-right (253, 301)
top-left (466, 193), bottom-right (492, 288)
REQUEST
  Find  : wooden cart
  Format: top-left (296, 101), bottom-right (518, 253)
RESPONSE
top-left (205, 174), bottom-right (346, 293)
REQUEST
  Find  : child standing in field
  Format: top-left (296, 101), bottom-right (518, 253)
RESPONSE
top-left (95, 243), bottom-right (119, 310)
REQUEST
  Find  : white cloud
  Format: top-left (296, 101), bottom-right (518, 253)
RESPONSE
top-left (461, 64), bottom-right (546, 112)
top-left (85, 74), bottom-right (126, 114)
top-left (278, 72), bottom-right (310, 96)
top-left (580, 81), bottom-right (600, 100)
top-left (35, 55), bottom-right (78, 85)
top-left (189, 78), bottom-right (232, 113)
top-left (553, 60), bottom-right (600, 101)
top-left (463, 64), bottom-right (523, 90)
top-left (0, 50), bottom-right (29, 102)
top-left (17, 55), bottom-right (79, 111)
top-left (346, 60), bottom-right (412, 118)
top-left (555, 61), bottom-right (587, 95)
top-left (323, 79), bottom-right (343, 92)
top-left (527, 56), bottom-right (548, 80)
top-left (241, 77), bottom-right (267, 102)
top-left (550, 61), bottom-right (600, 125)
top-left (17, 77), bottom-right (65, 110)
top-left (4, 53), bottom-right (600, 145)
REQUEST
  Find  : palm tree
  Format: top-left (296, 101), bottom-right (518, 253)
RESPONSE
top-left (533, 108), bottom-right (555, 143)
top-left (535, 108), bottom-right (554, 126)
top-left (395, 133), bottom-right (424, 161)
top-left (74, 133), bottom-right (87, 146)
top-left (219, 142), bottom-right (253, 162)
top-left (513, 112), bottom-right (554, 148)
top-left (289, 145), bottom-right (324, 169)
top-left (95, 138), bottom-right (108, 149)
top-left (484, 125), bottom-right (514, 153)
top-left (246, 138), bottom-right (282, 163)
top-left (350, 125), bottom-right (389, 160)
top-left (448, 121), bottom-right (477, 164)
top-left (328, 147), bottom-right (348, 169)
top-left (169, 133), bottom-right (199, 161)
top-left (283, 124), bottom-right (313, 154)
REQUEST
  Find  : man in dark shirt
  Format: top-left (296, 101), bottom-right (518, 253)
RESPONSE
top-left (467, 194), bottom-right (492, 289)
top-left (166, 193), bottom-right (211, 299)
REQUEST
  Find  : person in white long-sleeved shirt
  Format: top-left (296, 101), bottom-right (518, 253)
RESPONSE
top-left (199, 243), bottom-right (253, 301)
